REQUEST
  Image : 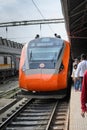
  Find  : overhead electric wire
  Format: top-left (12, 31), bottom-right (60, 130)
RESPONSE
top-left (32, 0), bottom-right (55, 33)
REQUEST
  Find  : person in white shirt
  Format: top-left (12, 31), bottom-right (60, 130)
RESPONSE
top-left (71, 64), bottom-right (80, 91)
top-left (75, 54), bottom-right (87, 91)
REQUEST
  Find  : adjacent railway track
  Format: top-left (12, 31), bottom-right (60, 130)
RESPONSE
top-left (0, 98), bottom-right (69, 130)
top-left (0, 87), bottom-right (20, 98)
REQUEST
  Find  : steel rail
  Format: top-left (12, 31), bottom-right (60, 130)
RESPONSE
top-left (45, 100), bottom-right (58, 130)
top-left (0, 98), bottom-right (33, 130)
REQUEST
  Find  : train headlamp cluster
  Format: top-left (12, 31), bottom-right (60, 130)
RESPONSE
top-left (59, 63), bottom-right (64, 72)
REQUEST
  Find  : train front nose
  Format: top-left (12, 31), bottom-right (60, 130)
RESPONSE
top-left (26, 69), bottom-right (58, 91)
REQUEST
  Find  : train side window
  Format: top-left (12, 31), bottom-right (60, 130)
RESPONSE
top-left (4, 56), bottom-right (7, 64)
top-left (0, 37), bottom-right (3, 45)
top-left (7, 57), bottom-right (11, 64)
top-left (0, 56), bottom-right (3, 64)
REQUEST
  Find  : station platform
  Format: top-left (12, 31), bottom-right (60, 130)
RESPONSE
top-left (70, 87), bottom-right (87, 130)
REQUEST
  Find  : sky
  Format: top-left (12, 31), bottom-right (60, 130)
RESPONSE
top-left (0, 0), bottom-right (68, 44)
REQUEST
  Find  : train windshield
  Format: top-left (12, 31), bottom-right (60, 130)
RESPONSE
top-left (28, 38), bottom-right (64, 69)
top-left (29, 47), bottom-right (62, 61)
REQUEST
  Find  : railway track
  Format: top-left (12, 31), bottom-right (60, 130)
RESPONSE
top-left (0, 98), bottom-right (69, 130)
top-left (0, 76), bottom-right (18, 84)
top-left (0, 77), bottom-right (20, 99)
top-left (0, 87), bottom-right (20, 98)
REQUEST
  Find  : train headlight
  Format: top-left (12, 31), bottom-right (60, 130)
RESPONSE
top-left (59, 62), bottom-right (64, 72)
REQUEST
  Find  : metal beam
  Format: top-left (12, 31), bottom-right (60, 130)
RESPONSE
top-left (71, 0), bottom-right (87, 14)
top-left (70, 8), bottom-right (87, 18)
top-left (0, 18), bottom-right (65, 27)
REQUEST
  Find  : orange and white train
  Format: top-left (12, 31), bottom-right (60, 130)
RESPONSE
top-left (19, 37), bottom-right (72, 98)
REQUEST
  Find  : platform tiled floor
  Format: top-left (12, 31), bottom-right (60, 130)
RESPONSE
top-left (70, 87), bottom-right (87, 130)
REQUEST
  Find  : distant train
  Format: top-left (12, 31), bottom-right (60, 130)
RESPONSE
top-left (0, 54), bottom-right (20, 78)
top-left (0, 37), bottom-right (23, 82)
top-left (19, 37), bottom-right (72, 98)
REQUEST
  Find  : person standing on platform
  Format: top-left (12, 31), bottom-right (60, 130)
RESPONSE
top-left (75, 54), bottom-right (87, 91)
top-left (73, 58), bottom-right (80, 67)
top-left (71, 64), bottom-right (80, 91)
top-left (81, 70), bottom-right (87, 117)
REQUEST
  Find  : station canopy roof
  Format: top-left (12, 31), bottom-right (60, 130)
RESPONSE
top-left (61, 0), bottom-right (87, 59)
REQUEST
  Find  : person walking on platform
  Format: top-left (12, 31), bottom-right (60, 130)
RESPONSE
top-left (75, 54), bottom-right (87, 91)
top-left (81, 70), bottom-right (87, 117)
